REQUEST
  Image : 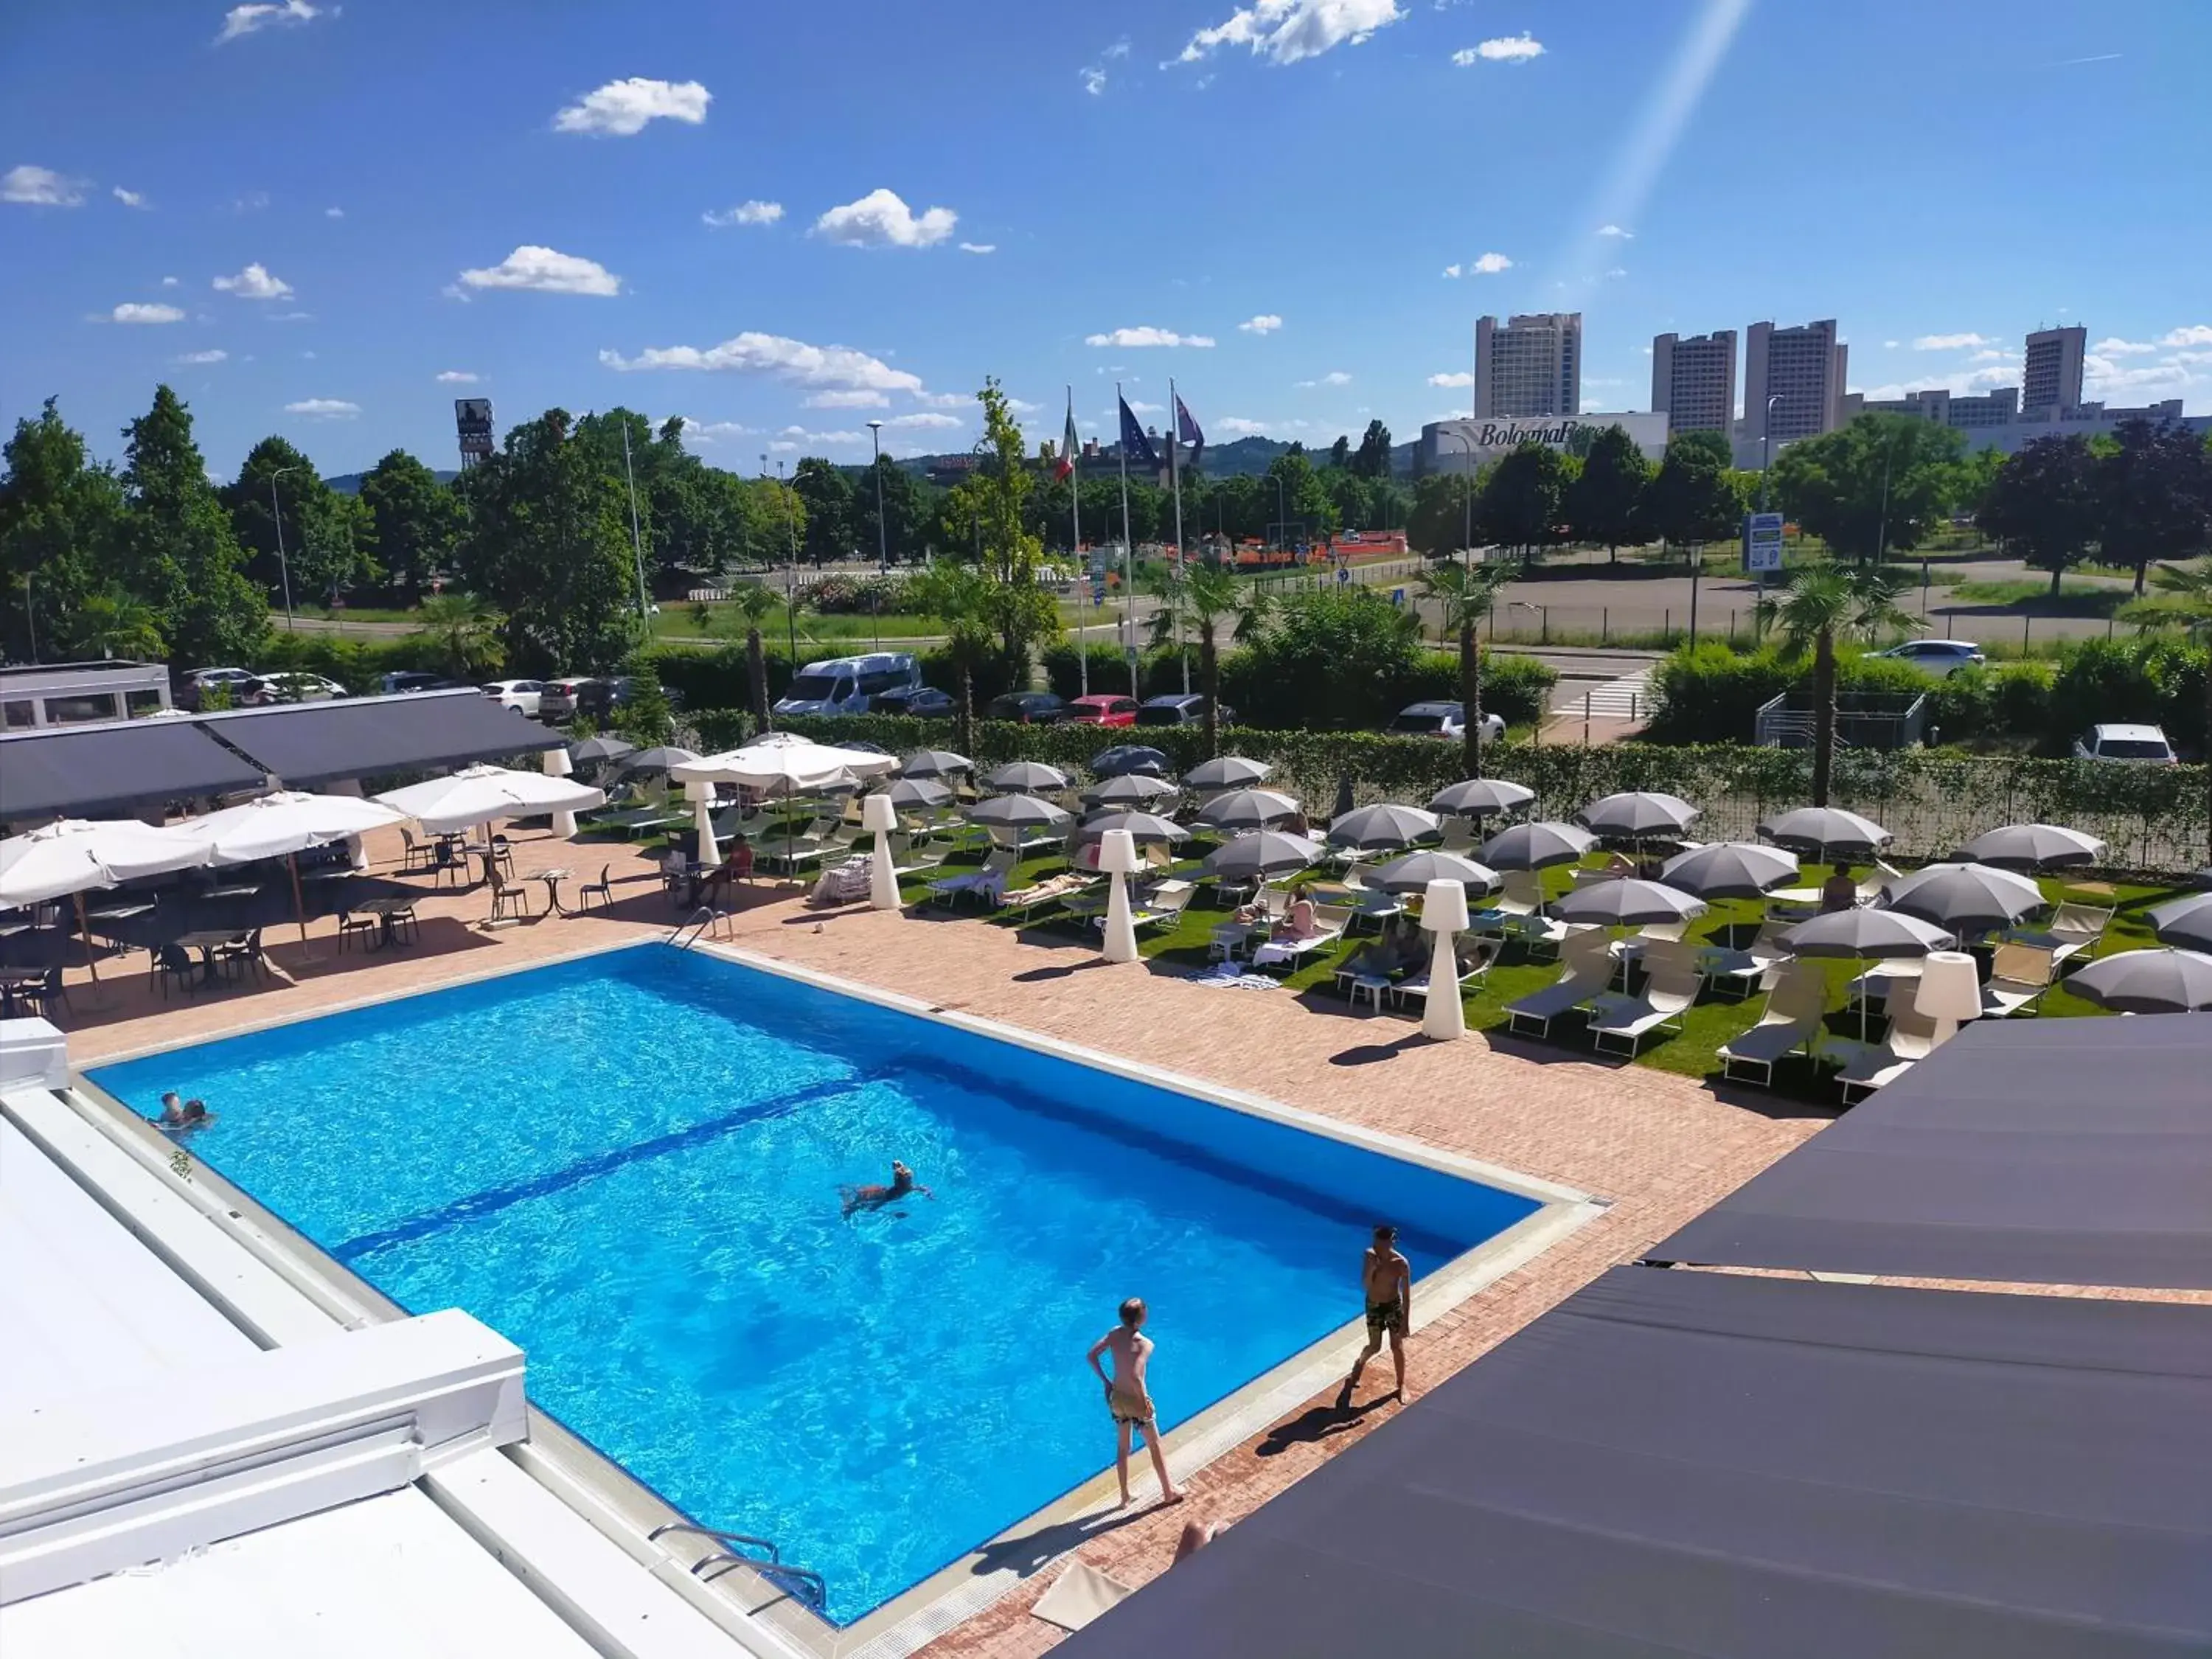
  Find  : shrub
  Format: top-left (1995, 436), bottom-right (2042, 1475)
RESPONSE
top-left (1646, 643), bottom-right (1795, 743)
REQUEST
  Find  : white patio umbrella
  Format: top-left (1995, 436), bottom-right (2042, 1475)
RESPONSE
top-left (675, 742), bottom-right (896, 872)
top-left (1194, 788), bottom-right (1303, 832)
top-left (900, 748), bottom-right (973, 779)
top-left (1577, 791), bottom-right (1700, 842)
top-left (1183, 755), bottom-right (1272, 790)
top-left (1481, 820), bottom-right (1597, 871)
top-left (375, 764), bottom-right (606, 837)
top-left (1880, 862), bottom-right (2046, 938)
top-left (1370, 849), bottom-right (1500, 897)
top-left (1550, 879), bottom-right (1708, 928)
top-left (0, 818), bottom-right (215, 990)
top-left (1082, 773), bottom-right (1182, 808)
top-left (1758, 807), bottom-right (1892, 860)
top-left (1428, 778), bottom-right (1536, 818)
top-left (1781, 907), bottom-right (1956, 1041)
top-left (173, 790), bottom-right (408, 946)
top-left (2067, 948), bottom-right (2212, 1014)
top-left (1956, 824), bottom-right (2108, 872)
top-left (1326, 803), bottom-right (1441, 852)
top-left (2146, 892), bottom-right (2212, 953)
top-left (980, 759), bottom-right (1069, 793)
top-left (1660, 841), bottom-right (1801, 901)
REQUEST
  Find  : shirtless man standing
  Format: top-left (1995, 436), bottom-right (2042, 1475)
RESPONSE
top-left (1345, 1223), bottom-right (1411, 1402)
top-left (1086, 1298), bottom-right (1183, 1509)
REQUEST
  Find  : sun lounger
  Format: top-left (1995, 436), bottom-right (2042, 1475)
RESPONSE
top-left (2006, 900), bottom-right (2112, 969)
top-left (1251, 901), bottom-right (1352, 968)
top-left (1494, 869), bottom-right (1546, 918)
top-left (589, 805), bottom-right (689, 837)
top-left (1391, 936), bottom-right (1502, 1012)
top-left (1003, 872), bottom-right (1100, 920)
top-left (1718, 962), bottom-right (1830, 1085)
top-left (925, 849), bottom-right (1016, 908)
top-left (1587, 956), bottom-right (1703, 1057)
top-left (1503, 934), bottom-right (1615, 1038)
top-left (1130, 880), bottom-right (1197, 932)
top-left (884, 832), bottom-right (944, 877)
top-left (1835, 1004), bottom-right (1946, 1103)
top-left (1980, 940), bottom-right (2058, 1016)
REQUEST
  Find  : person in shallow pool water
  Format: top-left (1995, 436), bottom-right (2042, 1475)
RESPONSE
top-left (841, 1159), bottom-right (933, 1217)
top-left (153, 1091), bottom-right (215, 1131)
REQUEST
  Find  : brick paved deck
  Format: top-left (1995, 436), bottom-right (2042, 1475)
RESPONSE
top-left (56, 825), bottom-right (1826, 1658)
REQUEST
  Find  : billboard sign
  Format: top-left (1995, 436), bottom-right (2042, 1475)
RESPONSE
top-left (453, 398), bottom-right (495, 460)
top-left (1744, 511), bottom-right (1785, 572)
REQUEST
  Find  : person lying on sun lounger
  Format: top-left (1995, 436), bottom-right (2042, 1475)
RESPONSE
top-left (841, 1159), bottom-right (934, 1217)
top-left (1344, 917), bottom-right (1422, 978)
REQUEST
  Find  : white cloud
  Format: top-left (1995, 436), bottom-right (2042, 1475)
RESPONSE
top-left (1124, 400), bottom-right (1165, 415)
top-left (324, 206), bottom-right (344, 218)
top-left (1882, 339), bottom-right (1899, 349)
top-left (2094, 336), bottom-right (2155, 355)
top-left (284, 397), bottom-right (359, 419)
top-left (268, 310), bottom-right (312, 321)
top-left (112, 186), bottom-right (147, 209)
top-left (768, 441), bottom-right (799, 453)
top-left (299, 349), bottom-right (316, 360)
top-left (2160, 324), bottom-right (2212, 348)
top-left (673, 418), bottom-right (757, 445)
top-left (703, 198), bottom-right (782, 228)
top-left (459, 246), bottom-right (620, 296)
top-left (212, 262), bottom-right (294, 300)
top-left (1453, 32), bottom-right (1543, 64)
top-left (1237, 313), bottom-right (1284, 334)
top-left (1082, 66), bottom-right (1109, 95)
top-left (553, 77), bottom-right (712, 136)
top-left (883, 411), bottom-right (962, 430)
top-left (435, 370), bottom-right (480, 383)
top-left (914, 390), bottom-right (967, 409)
top-left (776, 425), bottom-right (864, 447)
top-left (175, 348), bottom-right (229, 364)
top-left (1604, 266), bottom-right (1627, 279)
top-left (1297, 371), bottom-right (1352, 386)
top-left (1443, 251), bottom-right (1512, 278)
top-left (1006, 397), bottom-right (1044, 416)
top-left (804, 389), bottom-right (890, 408)
top-left (1596, 223), bottom-right (1632, 238)
top-left (598, 330), bottom-right (926, 396)
top-left (109, 302), bottom-right (185, 324)
top-left (1216, 416), bottom-right (1274, 436)
top-left (1105, 38), bottom-right (1130, 58)
top-left (160, 276), bottom-right (178, 287)
top-left (959, 241), bottom-right (996, 254)
top-left (813, 187), bottom-right (957, 248)
top-left (1427, 370), bottom-right (1474, 388)
top-left (1179, 0), bottom-right (1405, 67)
top-left (216, 0), bottom-right (330, 44)
top-left (3, 164), bottom-right (86, 206)
top-left (1912, 332), bottom-right (1991, 350)
top-left (1085, 326), bottom-right (1216, 348)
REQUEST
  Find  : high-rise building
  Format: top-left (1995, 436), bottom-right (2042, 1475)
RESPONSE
top-left (1650, 330), bottom-right (1737, 434)
top-left (2022, 325), bottom-right (2086, 414)
top-left (1473, 313), bottom-right (1581, 419)
top-left (1854, 386), bottom-right (2020, 429)
top-left (1745, 319), bottom-right (1846, 448)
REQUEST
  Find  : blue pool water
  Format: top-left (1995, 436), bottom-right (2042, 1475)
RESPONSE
top-left (94, 945), bottom-right (1539, 1622)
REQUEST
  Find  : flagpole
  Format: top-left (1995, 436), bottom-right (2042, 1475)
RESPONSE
top-left (1169, 377), bottom-right (1189, 695)
top-left (1117, 381), bottom-right (1137, 700)
top-left (1069, 385), bottom-right (1086, 700)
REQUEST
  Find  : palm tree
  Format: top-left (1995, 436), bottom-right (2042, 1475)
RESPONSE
top-left (1419, 558), bottom-right (1514, 778)
top-left (417, 591), bottom-right (505, 679)
top-left (726, 582), bottom-right (779, 731)
top-left (1755, 563), bottom-right (1913, 807)
top-left (1144, 563), bottom-right (1256, 754)
top-left (59, 587), bottom-right (165, 663)
top-left (2121, 557), bottom-right (2212, 863)
top-left (911, 561), bottom-right (996, 756)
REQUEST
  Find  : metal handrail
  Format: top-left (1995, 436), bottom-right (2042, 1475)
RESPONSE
top-left (649, 1523), bottom-right (828, 1610)
top-left (649, 1521), bottom-right (779, 1562)
top-left (667, 905), bottom-right (717, 950)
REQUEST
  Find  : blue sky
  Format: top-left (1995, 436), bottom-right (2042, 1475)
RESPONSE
top-left (4, 0), bottom-right (2207, 479)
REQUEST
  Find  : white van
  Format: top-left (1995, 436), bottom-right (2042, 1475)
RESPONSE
top-left (773, 652), bottom-right (922, 717)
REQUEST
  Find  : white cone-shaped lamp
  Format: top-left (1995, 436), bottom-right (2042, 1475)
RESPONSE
top-left (1099, 828), bottom-right (1140, 964)
top-left (543, 746), bottom-right (580, 837)
top-left (1913, 949), bottom-right (1982, 1046)
top-left (686, 778), bottom-right (720, 869)
top-left (1420, 877), bottom-right (1471, 1041)
top-left (863, 793), bottom-right (900, 912)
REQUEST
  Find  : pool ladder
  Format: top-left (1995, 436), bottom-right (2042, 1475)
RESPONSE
top-left (649, 1522), bottom-right (828, 1610)
top-left (669, 905), bottom-right (720, 950)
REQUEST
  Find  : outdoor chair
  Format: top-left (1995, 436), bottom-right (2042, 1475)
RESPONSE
top-left (1718, 962), bottom-right (1831, 1085)
top-left (1854, 858), bottom-right (1906, 907)
top-left (400, 827), bottom-right (436, 874)
top-left (14, 964), bottom-right (70, 1022)
top-left (336, 909), bottom-right (379, 952)
top-left (1129, 880), bottom-right (1197, 933)
top-left (153, 943), bottom-right (197, 1001)
top-left (1835, 1004), bottom-right (1947, 1103)
top-left (1587, 954), bottom-right (1704, 1058)
top-left (1436, 820), bottom-right (1478, 855)
top-left (1699, 920), bottom-right (1794, 1001)
top-left (385, 902), bottom-right (421, 945)
top-left (1391, 936), bottom-right (1503, 1013)
top-left (1495, 869), bottom-right (1547, 918)
top-left (489, 872), bottom-right (535, 924)
top-left (578, 864), bottom-right (616, 911)
top-left (1503, 933), bottom-right (1616, 1039)
top-left (886, 833), bottom-right (944, 877)
top-left (216, 928), bottom-right (270, 984)
top-left (1981, 941), bottom-right (2058, 1017)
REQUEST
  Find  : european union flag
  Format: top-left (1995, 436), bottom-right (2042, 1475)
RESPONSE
top-left (1175, 394), bottom-right (1204, 471)
top-left (1119, 396), bottom-right (1161, 473)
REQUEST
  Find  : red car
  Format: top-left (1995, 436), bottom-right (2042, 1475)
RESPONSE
top-left (1067, 695), bottom-right (1141, 727)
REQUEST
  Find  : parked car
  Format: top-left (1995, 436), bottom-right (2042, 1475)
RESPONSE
top-left (1873, 639), bottom-right (1986, 677)
top-left (1068, 694), bottom-right (1141, 727)
top-left (480, 678), bottom-right (546, 717)
top-left (773, 651), bottom-right (922, 717)
top-left (574, 676), bottom-right (634, 723)
top-left (2073, 723), bottom-right (2177, 763)
top-left (1135, 693), bottom-right (1236, 728)
top-left (1387, 700), bottom-right (1504, 743)
top-left (243, 672), bottom-right (347, 704)
top-left (380, 670), bottom-right (458, 695)
top-left (178, 666), bottom-right (258, 710)
top-left (872, 685), bottom-right (958, 718)
top-left (538, 677), bottom-right (598, 722)
top-left (984, 691), bottom-right (1068, 725)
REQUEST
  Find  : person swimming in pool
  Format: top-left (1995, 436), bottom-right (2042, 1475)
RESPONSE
top-left (154, 1091), bottom-right (215, 1131)
top-left (841, 1159), bottom-right (933, 1217)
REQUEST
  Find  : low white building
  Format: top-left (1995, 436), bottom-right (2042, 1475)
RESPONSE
top-left (0, 660), bottom-right (171, 729)
top-left (1419, 411), bottom-right (1669, 473)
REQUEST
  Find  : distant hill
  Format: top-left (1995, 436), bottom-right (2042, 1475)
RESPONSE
top-left (326, 469), bottom-right (459, 495)
top-left (893, 430), bottom-right (1422, 482)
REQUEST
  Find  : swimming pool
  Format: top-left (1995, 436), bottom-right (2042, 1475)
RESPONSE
top-left (93, 945), bottom-right (1548, 1625)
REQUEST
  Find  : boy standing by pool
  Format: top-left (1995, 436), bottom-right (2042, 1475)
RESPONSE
top-left (1087, 1298), bottom-right (1182, 1509)
top-left (1344, 1223), bottom-right (1411, 1402)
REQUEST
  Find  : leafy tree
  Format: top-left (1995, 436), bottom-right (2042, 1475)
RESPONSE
top-left (57, 586), bottom-right (164, 661)
top-left (908, 559), bottom-right (995, 753)
top-left (1227, 586), bottom-right (1421, 729)
top-left (790, 456), bottom-right (858, 566)
top-left (615, 663), bottom-right (675, 746)
top-left (1977, 435), bottom-right (2101, 594)
top-left (1566, 425), bottom-right (1652, 562)
top-left (417, 591), bottom-right (505, 678)
top-left (1, 398), bottom-right (131, 661)
top-left (2119, 557), bottom-right (2212, 855)
top-left (1755, 563), bottom-right (1914, 807)
top-left (967, 378), bottom-right (1060, 673)
top-left (753, 473), bottom-right (806, 566)
top-left (1644, 431), bottom-right (1744, 555)
top-left (223, 436), bottom-right (370, 608)
top-left (1320, 467), bottom-right (1374, 538)
top-left (1770, 413), bottom-right (1964, 561)
top-left (1328, 435), bottom-right (1352, 470)
top-left (1478, 441), bottom-right (1570, 560)
top-left (120, 386), bottom-right (268, 666)
top-left (1351, 419), bottom-right (1394, 479)
top-left (856, 453), bottom-right (925, 567)
top-left (1406, 470), bottom-right (1479, 559)
top-left (1265, 451), bottom-right (1338, 543)
top-left (1143, 563), bottom-right (1253, 754)
top-left (2095, 417), bottom-right (2212, 594)
top-left (726, 582), bottom-right (779, 728)
top-left (356, 448), bottom-right (462, 599)
top-left (1419, 558), bottom-right (1516, 776)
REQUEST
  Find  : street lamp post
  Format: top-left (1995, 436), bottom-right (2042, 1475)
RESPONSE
top-left (269, 464), bottom-right (303, 625)
top-left (775, 459), bottom-right (798, 666)
top-left (1443, 431), bottom-right (1479, 568)
top-left (866, 420), bottom-right (889, 575)
top-left (1756, 393), bottom-right (1785, 596)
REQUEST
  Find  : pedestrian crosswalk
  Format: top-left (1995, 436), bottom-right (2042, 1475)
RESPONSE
top-left (1552, 669), bottom-right (1652, 720)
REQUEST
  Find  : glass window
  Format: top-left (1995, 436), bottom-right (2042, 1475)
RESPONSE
top-left (2, 700), bottom-right (34, 729)
top-left (785, 675), bottom-right (841, 700)
top-left (44, 692), bottom-right (122, 724)
top-left (126, 689), bottom-right (168, 716)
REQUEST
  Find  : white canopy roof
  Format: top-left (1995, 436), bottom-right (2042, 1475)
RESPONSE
top-left (0, 818), bottom-right (212, 905)
top-left (168, 790), bottom-right (407, 866)
top-left (374, 763), bottom-right (605, 835)
top-left (672, 741), bottom-right (898, 792)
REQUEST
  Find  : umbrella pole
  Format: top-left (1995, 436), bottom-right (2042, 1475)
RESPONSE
top-left (290, 852), bottom-right (315, 955)
top-left (74, 891), bottom-right (104, 993)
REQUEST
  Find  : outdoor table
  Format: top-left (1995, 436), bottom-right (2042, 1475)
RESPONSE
top-left (0, 972), bottom-right (48, 1017)
top-left (535, 867), bottom-right (575, 917)
top-left (173, 928), bottom-right (248, 986)
top-left (202, 883), bottom-right (262, 902)
top-left (348, 895), bottom-right (419, 949)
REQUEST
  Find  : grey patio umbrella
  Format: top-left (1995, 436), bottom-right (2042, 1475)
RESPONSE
top-left (900, 748), bottom-right (973, 779)
top-left (1091, 744), bottom-right (1171, 778)
top-left (2067, 947), bottom-right (2212, 1013)
top-left (1577, 790), bottom-right (1700, 841)
top-left (1183, 755), bottom-right (1272, 790)
top-left (1194, 788), bottom-right (1303, 831)
top-left (1551, 879), bottom-right (1708, 928)
top-left (1957, 823), bottom-right (2108, 871)
top-left (1201, 831), bottom-right (1324, 882)
top-left (1481, 820), bottom-right (1597, 871)
top-left (981, 759), bottom-right (1069, 793)
top-left (617, 745), bottom-right (700, 776)
top-left (886, 777), bottom-right (952, 810)
top-left (1783, 905), bottom-right (1956, 1039)
top-left (567, 734), bottom-right (636, 767)
top-left (2146, 891), bottom-right (2212, 952)
top-left (1758, 806), bottom-right (1892, 860)
top-left (1881, 862), bottom-right (2046, 936)
top-left (1082, 772), bottom-right (1181, 807)
top-left (967, 793), bottom-right (1071, 830)
top-left (1660, 841), bottom-right (1801, 900)
top-left (1370, 849), bottom-right (1500, 897)
top-left (1074, 810), bottom-right (1190, 845)
top-left (1429, 778), bottom-right (1536, 818)
top-left (1326, 803), bottom-right (1441, 852)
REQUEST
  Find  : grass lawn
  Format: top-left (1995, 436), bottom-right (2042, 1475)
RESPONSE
top-left (1946, 580), bottom-right (2128, 616)
top-left (652, 605), bottom-right (947, 645)
top-left (893, 837), bottom-right (2186, 1110)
